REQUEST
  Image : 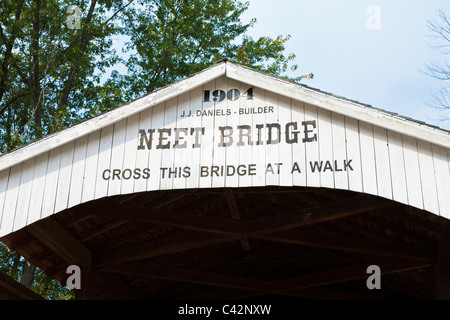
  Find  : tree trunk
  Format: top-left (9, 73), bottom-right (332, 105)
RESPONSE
top-left (31, 0), bottom-right (42, 138)
top-left (20, 263), bottom-right (36, 288)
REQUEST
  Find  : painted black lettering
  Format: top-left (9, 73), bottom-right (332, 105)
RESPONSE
top-left (237, 125), bottom-right (253, 146)
top-left (302, 120), bottom-right (317, 143)
top-left (138, 129), bottom-right (155, 150)
top-left (285, 122), bottom-right (299, 144)
top-left (142, 168), bottom-right (151, 179)
top-left (266, 123), bottom-right (281, 145)
top-left (157, 128), bottom-right (171, 149)
top-left (218, 126), bottom-right (233, 147)
top-left (102, 169), bottom-right (111, 180)
top-left (174, 128), bottom-right (188, 149)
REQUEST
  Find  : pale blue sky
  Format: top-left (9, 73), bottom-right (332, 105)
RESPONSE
top-left (241, 0), bottom-right (450, 130)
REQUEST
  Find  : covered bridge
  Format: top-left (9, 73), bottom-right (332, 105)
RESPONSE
top-left (0, 60), bottom-right (449, 299)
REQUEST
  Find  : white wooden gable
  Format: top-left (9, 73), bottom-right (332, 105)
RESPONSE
top-left (0, 60), bottom-right (449, 237)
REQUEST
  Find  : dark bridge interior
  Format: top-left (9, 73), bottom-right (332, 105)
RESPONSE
top-left (1, 186), bottom-right (449, 300)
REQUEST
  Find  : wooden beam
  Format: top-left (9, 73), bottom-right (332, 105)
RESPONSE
top-left (89, 194), bottom-right (390, 238)
top-left (94, 232), bottom-right (237, 267)
top-left (245, 194), bottom-right (392, 234)
top-left (434, 220), bottom-right (450, 299)
top-left (101, 258), bottom-right (431, 297)
top-left (257, 230), bottom-right (434, 260)
top-left (224, 190), bottom-right (250, 250)
top-left (74, 268), bottom-right (97, 300)
top-left (102, 261), bottom-right (272, 293)
top-left (91, 194), bottom-right (430, 266)
top-left (26, 216), bottom-right (92, 268)
top-left (79, 219), bottom-right (128, 242)
top-left (272, 259), bottom-right (432, 293)
top-left (89, 199), bottom-right (244, 236)
top-left (95, 272), bottom-right (143, 300)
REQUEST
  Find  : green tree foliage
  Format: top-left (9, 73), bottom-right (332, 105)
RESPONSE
top-left (0, 243), bottom-right (74, 299)
top-left (0, 0), bottom-right (312, 299)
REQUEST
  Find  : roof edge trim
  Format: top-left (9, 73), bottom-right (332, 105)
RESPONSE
top-left (226, 62), bottom-right (450, 149)
top-left (0, 62), bottom-right (226, 172)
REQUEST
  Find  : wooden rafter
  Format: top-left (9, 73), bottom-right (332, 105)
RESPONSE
top-left (26, 216), bottom-right (92, 268)
top-left (224, 189), bottom-right (250, 250)
top-left (101, 257), bottom-right (431, 297)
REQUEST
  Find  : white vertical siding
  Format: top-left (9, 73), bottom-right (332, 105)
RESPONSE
top-left (373, 126), bottom-right (392, 200)
top-left (0, 164), bottom-right (22, 235)
top-left (291, 100), bottom-right (306, 187)
top-left (68, 136), bottom-right (88, 208)
top-left (386, 130), bottom-right (408, 204)
top-left (331, 113), bottom-right (348, 191)
top-left (185, 86), bottom-right (203, 190)
top-left (27, 152), bottom-right (49, 225)
top-left (81, 131), bottom-right (101, 203)
top-left (0, 78), bottom-right (449, 237)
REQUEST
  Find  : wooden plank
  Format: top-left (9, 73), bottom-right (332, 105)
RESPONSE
top-left (185, 86), bottom-right (203, 190)
top-left (373, 126), bottom-right (392, 199)
top-left (225, 78), bottom-right (243, 188)
top-left (236, 81), bottom-right (255, 188)
top-left (278, 95), bottom-right (293, 187)
top-left (74, 268), bottom-right (97, 300)
top-left (417, 140), bottom-right (440, 214)
top-left (95, 232), bottom-right (236, 267)
top-left (40, 146), bottom-right (62, 219)
top-left (402, 135), bottom-right (424, 210)
top-left (211, 76), bottom-right (228, 188)
top-left (68, 136), bottom-right (88, 208)
top-left (95, 272), bottom-right (142, 299)
top-left (344, 117), bottom-right (363, 192)
top-left (258, 229), bottom-right (433, 259)
top-left (0, 168), bottom-right (11, 237)
top-left (359, 122), bottom-right (378, 196)
top-left (291, 100), bottom-right (307, 187)
top-left (0, 169), bottom-right (10, 233)
top-left (331, 112), bottom-right (348, 190)
top-left (264, 90), bottom-right (280, 186)
top-left (81, 131), bottom-right (100, 203)
top-left (159, 97), bottom-right (178, 190)
top-left (172, 91), bottom-right (191, 190)
top-left (272, 259), bottom-right (432, 292)
top-left (54, 141), bottom-right (75, 213)
top-left (317, 108), bottom-right (334, 188)
top-left (121, 113), bottom-right (140, 195)
top-left (27, 216), bottom-right (92, 267)
top-left (102, 261), bottom-right (271, 293)
top-left (250, 86), bottom-right (267, 187)
top-left (432, 144), bottom-right (450, 218)
top-left (224, 190), bottom-right (250, 250)
top-left (13, 158), bottom-right (36, 231)
top-left (147, 102), bottom-right (165, 191)
top-left (94, 125), bottom-right (114, 199)
top-left (107, 119), bottom-right (127, 197)
top-left (304, 104), bottom-right (320, 187)
top-left (387, 130), bottom-right (408, 204)
top-left (246, 194), bottom-right (392, 234)
top-left (90, 194), bottom-right (390, 240)
top-left (134, 108), bottom-right (153, 193)
top-left (198, 80), bottom-right (215, 188)
top-left (434, 221), bottom-right (450, 299)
